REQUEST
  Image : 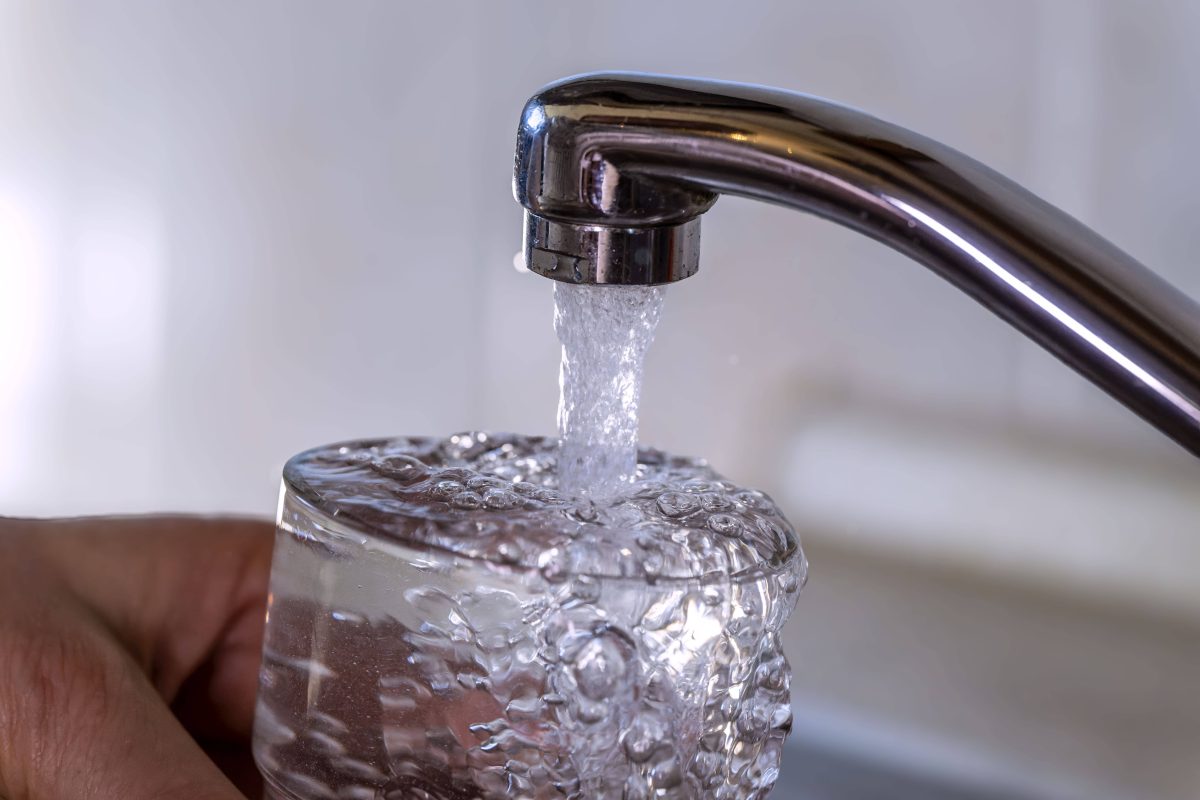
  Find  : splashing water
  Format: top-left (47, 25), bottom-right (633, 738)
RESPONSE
top-left (554, 282), bottom-right (665, 498)
top-left (255, 435), bottom-right (805, 800)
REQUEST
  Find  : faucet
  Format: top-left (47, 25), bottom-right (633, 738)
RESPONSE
top-left (513, 73), bottom-right (1200, 458)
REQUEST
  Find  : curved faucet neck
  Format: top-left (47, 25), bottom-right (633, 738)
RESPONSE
top-left (513, 72), bottom-right (1200, 458)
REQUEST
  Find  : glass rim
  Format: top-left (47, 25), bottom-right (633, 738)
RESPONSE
top-left (280, 480), bottom-right (806, 589)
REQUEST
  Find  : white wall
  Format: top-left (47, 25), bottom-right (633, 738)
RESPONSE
top-left (2, 0), bottom-right (1199, 613)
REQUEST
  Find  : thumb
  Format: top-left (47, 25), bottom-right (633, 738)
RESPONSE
top-left (0, 605), bottom-right (248, 800)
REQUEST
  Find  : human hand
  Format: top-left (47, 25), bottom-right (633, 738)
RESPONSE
top-left (0, 516), bottom-right (274, 799)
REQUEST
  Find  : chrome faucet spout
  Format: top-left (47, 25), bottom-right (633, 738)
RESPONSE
top-left (513, 72), bottom-right (1200, 458)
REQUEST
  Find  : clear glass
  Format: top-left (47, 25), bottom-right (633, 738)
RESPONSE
top-left (253, 435), bottom-right (804, 800)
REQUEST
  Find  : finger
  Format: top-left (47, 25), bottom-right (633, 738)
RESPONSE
top-left (32, 516), bottom-right (275, 738)
top-left (171, 569), bottom-right (269, 742)
top-left (0, 605), bottom-right (249, 800)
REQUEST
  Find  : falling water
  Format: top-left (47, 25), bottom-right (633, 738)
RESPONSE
top-left (553, 282), bottom-right (665, 498)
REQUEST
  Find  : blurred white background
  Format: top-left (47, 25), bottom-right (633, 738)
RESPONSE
top-left (3, 0), bottom-right (1198, 612)
top-left (3, 2), bottom-right (1200, 796)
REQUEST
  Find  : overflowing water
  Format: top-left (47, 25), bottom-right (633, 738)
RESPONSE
top-left (254, 435), bottom-right (805, 800)
top-left (253, 276), bottom-right (805, 799)
top-left (554, 283), bottom-right (665, 498)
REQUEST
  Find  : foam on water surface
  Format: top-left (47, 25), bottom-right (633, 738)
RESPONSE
top-left (283, 433), bottom-right (802, 581)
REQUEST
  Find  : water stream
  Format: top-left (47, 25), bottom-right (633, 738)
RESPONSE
top-left (553, 282), bottom-right (665, 498)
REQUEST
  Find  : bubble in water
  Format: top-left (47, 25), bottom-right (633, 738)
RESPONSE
top-left (575, 697), bottom-right (608, 724)
top-left (622, 711), bottom-right (668, 762)
top-left (779, 570), bottom-right (801, 594)
top-left (735, 696), bottom-right (773, 743)
top-left (571, 633), bottom-right (630, 700)
top-left (690, 750), bottom-right (723, 781)
top-left (656, 491), bottom-right (699, 518)
top-left (450, 491), bottom-right (483, 510)
top-left (370, 455), bottom-right (428, 484)
top-left (466, 474), bottom-right (505, 491)
top-left (649, 755), bottom-right (683, 789)
top-left (707, 513), bottom-right (742, 537)
top-left (755, 658), bottom-right (789, 692)
top-left (701, 492), bottom-right (733, 512)
top-left (482, 488), bottom-right (520, 510)
top-left (432, 479), bottom-right (464, 499)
